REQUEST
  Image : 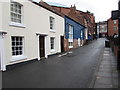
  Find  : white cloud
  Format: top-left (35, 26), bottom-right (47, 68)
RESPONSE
top-left (33, 0), bottom-right (118, 22)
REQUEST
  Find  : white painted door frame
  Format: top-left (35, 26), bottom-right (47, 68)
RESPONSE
top-left (78, 38), bottom-right (81, 47)
top-left (0, 33), bottom-right (6, 71)
top-left (37, 33), bottom-right (48, 60)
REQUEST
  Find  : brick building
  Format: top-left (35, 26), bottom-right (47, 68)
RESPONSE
top-left (107, 18), bottom-right (118, 37)
top-left (52, 5), bottom-right (96, 44)
top-left (107, 18), bottom-right (118, 56)
top-left (96, 21), bottom-right (107, 38)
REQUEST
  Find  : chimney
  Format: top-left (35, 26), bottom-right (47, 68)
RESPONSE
top-left (70, 4), bottom-right (76, 12)
top-left (40, 0), bottom-right (44, 2)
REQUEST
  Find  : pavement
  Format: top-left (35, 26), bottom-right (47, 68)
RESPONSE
top-left (90, 47), bottom-right (119, 88)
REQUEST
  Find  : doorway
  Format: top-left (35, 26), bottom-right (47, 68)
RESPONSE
top-left (39, 36), bottom-right (45, 58)
top-left (61, 36), bottom-right (64, 52)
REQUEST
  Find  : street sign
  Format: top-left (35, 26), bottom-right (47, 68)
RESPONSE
top-left (111, 10), bottom-right (120, 20)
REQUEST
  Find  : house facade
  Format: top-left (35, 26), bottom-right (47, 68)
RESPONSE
top-left (96, 21), bottom-right (107, 38)
top-left (51, 5), bottom-right (85, 46)
top-left (80, 11), bottom-right (96, 40)
top-left (52, 5), bottom-right (96, 44)
top-left (0, 0), bottom-right (64, 71)
top-left (107, 18), bottom-right (118, 37)
top-left (64, 16), bottom-right (85, 51)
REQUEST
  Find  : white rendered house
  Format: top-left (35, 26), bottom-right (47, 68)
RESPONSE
top-left (0, 0), bottom-right (64, 71)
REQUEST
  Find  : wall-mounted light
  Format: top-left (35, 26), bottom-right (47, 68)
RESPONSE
top-left (1, 32), bottom-right (7, 38)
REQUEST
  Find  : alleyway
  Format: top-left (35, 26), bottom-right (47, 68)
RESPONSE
top-left (3, 38), bottom-right (105, 88)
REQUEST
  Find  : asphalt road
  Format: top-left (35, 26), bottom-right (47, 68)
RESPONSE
top-left (2, 38), bottom-right (106, 88)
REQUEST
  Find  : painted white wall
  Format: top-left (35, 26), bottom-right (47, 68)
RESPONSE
top-left (1, 0), bottom-right (64, 66)
top-left (0, 34), bottom-right (2, 70)
top-left (0, 33), bottom-right (6, 71)
top-left (0, 2), bottom-right (2, 30)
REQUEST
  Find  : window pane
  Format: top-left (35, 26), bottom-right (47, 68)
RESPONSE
top-left (19, 10), bottom-right (21, 14)
top-left (20, 51), bottom-right (22, 55)
top-left (18, 5), bottom-right (21, 10)
top-left (10, 2), bottom-right (22, 23)
top-left (12, 42), bottom-right (16, 46)
top-left (12, 52), bottom-right (16, 55)
top-left (12, 37), bottom-right (15, 41)
top-left (50, 17), bottom-right (54, 29)
top-left (50, 37), bottom-right (54, 49)
top-left (11, 37), bottom-right (23, 56)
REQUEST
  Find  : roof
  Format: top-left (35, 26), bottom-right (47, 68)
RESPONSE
top-left (30, 0), bottom-right (64, 17)
top-left (46, 2), bottom-right (69, 8)
top-left (65, 15), bottom-right (86, 28)
top-left (30, 1), bottom-right (86, 28)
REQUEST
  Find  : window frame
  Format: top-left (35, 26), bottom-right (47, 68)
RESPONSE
top-left (10, 2), bottom-right (23, 24)
top-left (50, 37), bottom-right (55, 50)
top-left (11, 36), bottom-right (27, 61)
top-left (49, 16), bottom-right (55, 31)
top-left (11, 36), bottom-right (24, 56)
top-left (114, 26), bottom-right (117, 30)
top-left (113, 20), bottom-right (117, 24)
top-left (68, 24), bottom-right (74, 48)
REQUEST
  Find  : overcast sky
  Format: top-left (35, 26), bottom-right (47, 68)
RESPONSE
top-left (33, 0), bottom-right (118, 22)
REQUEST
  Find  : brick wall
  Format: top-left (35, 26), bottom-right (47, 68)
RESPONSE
top-left (73, 39), bottom-right (78, 48)
top-left (64, 39), bottom-right (69, 51)
top-left (107, 18), bottom-right (118, 36)
top-left (64, 39), bottom-right (78, 51)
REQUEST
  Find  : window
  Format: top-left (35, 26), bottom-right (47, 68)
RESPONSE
top-left (113, 20), bottom-right (117, 24)
top-left (50, 16), bottom-right (55, 30)
top-left (69, 42), bottom-right (73, 47)
top-left (114, 26), bottom-right (117, 30)
top-left (101, 26), bottom-right (104, 30)
top-left (11, 36), bottom-right (23, 56)
top-left (69, 24), bottom-right (73, 39)
top-left (10, 2), bottom-right (22, 23)
top-left (68, 24), bottom-right (73, 48)
top-left (50, 37), bottom-right (55, 50)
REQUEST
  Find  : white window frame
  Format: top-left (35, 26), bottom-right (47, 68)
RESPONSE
top-left (114, 26), bottom-right (117, 30)
top-left (11, 36), bottom-right (27, 61)
top-left (68, 24), bottom-right (73, 48)
top-left (49, 16), bottom-right (55, 32)
top-left (113, 20), bottom-right (117, 24)
top-left (50, 37), bottom-right (55, 51)
top-left (10, 1), bottom-right (25, 28)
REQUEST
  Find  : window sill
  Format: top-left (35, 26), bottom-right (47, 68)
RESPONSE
top-left (50, 49), bottom-right (55, 52)
top-left (69, 46), bottom-right (73, 48)
top-left (11, 55), bottom-right (27, 62)
top-left (9, 22), bottom-right (26, 28)
top-left (50, 30), bottom-right (55, 33)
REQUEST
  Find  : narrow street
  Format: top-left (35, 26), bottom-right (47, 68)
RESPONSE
top-left (3, 38), bottom-right (105, 88)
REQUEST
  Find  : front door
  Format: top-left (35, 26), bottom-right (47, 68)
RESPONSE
top-left (61, 36), bottom-right (64, 52)
top-left (39, 36), bottom-right (45, 58)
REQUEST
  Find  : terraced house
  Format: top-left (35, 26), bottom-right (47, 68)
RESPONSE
top-left (51, 5), bottom-right (96, 45)
top-left (0, 0), bottom-right (64, 71)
